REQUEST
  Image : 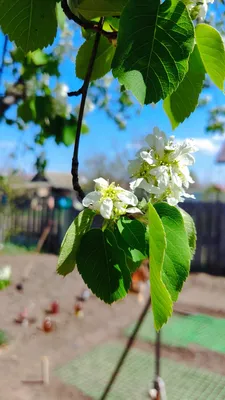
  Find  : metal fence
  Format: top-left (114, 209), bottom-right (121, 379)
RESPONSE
top-left (0, 202), bottom-right (79, 253)
top-left (182, 202), bottom-right (225, 275)
top-left (1, 201), bottom-right (225, 275)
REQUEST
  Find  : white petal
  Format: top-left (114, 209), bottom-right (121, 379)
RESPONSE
top-left (126, 207), bottom-right (142, 214)
top-left (82, 191), bottom-right (101, 207)
top-left (93, 177), bottom-right (109, 190)
top-left (167, 197), bottom-right (179, 206)
top-left (130, 178), bottom-right (144, 191)
top-left (154, 127), bottom-right (167, 142)
top-left (159, 171), bottom-right (170, 187)
top-left (199, 3), bottom-right (208, 20)
top-left (183, 192), bottom-right (195, 199)
top-left (128, 158), bottom-right (142, 176)
top-left (131, 178), bottom-right (154, 193)
top-left (171, 172), bottom-right (182, 188)
top-left (117, 190), bottom-right (138, 206)
top-left (155, 137), bottom-right (165, 159)
top-left (100, 198), bottom-right (113, 219)
top-left (145, 134), bottom-right (156, 149)
top-left (140, 150), bottom-right (154, 165)
top-left (114, 201), bottom-right (126, 213)
top-left (149, 184), bottom-right (166, 195)
top-left (150, 166), bottom-right (168, 177)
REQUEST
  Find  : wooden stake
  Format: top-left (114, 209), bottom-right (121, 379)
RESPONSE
top-left (41, 356), bottom-right (50, 385)
top-left (36, 224), bottom-right (51, 253)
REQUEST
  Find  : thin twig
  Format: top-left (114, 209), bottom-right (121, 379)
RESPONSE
top-left (61, 0), bottom-right (117, 40)
top-left (99, 296), bottom-right (151, 400)
top-left (0, 35), bottom-right (8, 87)
top-left (71, 17), bottom-right (104, 199)
top-left (68, 87), bottom-right (83, 97)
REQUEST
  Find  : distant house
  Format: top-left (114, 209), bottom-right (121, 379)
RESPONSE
top-left (216, 140), bottom-right (225, 164)
top-left (9, 171), bottom-right (86, 210)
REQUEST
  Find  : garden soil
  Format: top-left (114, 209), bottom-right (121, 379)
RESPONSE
top-left (1, 254), bottom-right (225, 400)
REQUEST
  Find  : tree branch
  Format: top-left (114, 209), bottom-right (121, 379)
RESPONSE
top-left (68, 87), bottom-right (83, 97)
top-left (61, 0), bottom-right (117, 41)
top-left (0, 35), bottom-right (8, 87)
top-left (0, 77), bottom-right (25, 119)
top-left (71, 17), bottom-right (104, 200)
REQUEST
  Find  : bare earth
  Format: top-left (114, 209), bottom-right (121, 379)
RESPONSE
top-left (1, 254), bottom-right (225, 400)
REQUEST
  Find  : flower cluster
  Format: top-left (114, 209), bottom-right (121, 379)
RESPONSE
top-left (187, 0), bottom-right (214, 20)
top-left (82, 178), bottom-right (141, 220)
top-left (128, 127), bottom-right (198, 206)
top-left (82, 128), bottom-right (197, 219)
top-left (0, 265), bottom-right (11, 282)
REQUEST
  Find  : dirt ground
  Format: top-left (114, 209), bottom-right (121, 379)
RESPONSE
top-left (1, 254), bottom-right (225, 400)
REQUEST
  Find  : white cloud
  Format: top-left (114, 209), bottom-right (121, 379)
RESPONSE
top-left (125, 142), bottom-right (141, 150)
top-left (194, 138), bottom-right (220, 154)
top-left (125, 139), bottom-right (145, 151)
top-left (178, 137), bottom-right (224, 155)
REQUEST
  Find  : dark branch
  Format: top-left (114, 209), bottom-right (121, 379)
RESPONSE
top-left (0, 76), bottom-right (25, 118)
top-left (61, 0), bottom-right (117, 40)
top-left (0, 35), bottom-right (8, 87)
top-left (71, 18), bottom-right (105, 200)
top-left (68, 87), bottom-right (83, 97)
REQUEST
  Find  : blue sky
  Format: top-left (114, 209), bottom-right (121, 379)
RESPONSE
top-left (1, 28), bottom-right (225, 186)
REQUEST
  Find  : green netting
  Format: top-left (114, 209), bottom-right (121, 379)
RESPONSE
top-left (125, 313), bottom-right (225, 354)
top-left (56, 342), bottom-right (225, 400)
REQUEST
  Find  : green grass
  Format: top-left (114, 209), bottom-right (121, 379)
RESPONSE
top-left (0, 242), bottom-right (36, 255)
top-left (56, 342), bottom-right (225, 400)
top-left (125, 312), bottom-right (225, 354)
top-left (0, 330), bottom-right (8, 346)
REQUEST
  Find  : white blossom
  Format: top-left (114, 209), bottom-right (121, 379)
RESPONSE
top-left (0, 265), bottom-right (11, 281)
top-left (187, 0), bottom-right (214, 20)
top-left (54, 83), bottom-right (69, 98)
top-left (129, 127), bottom-right (198, 206)
top-left (82, 178), bottom-right (142, 220)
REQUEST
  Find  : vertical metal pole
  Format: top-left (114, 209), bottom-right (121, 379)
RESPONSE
top-left (154, 330), bottom-right (161, 399)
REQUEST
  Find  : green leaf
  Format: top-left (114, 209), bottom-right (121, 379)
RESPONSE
top-left (30, 50), bottom-right (49, 66)
top-left (69, 0), bottom-right (127, 19)
top-left (62, 117), bottom-right (78, 146)
top-left (0, 280), bottom-right (10, 290)
top-left (35, 96), bottom-right (53, 121)
top-left (11, 48), bottom-right (26, 63)
top-left (76, 36), bottom-right (116, 81)
top-left (117, 217), bottom-right (148, 261)
top-left (81, 27), bottom-right (94, 40)
top-left (17, 100), bottom-right (36, 123)
top-left (148, 203), bottom-right (173, 330)
top-left (154, 203), bottom-right (191, 302)
top-left (77, 229), bottom-right (131, 303)
top-left (112, 0), bottom-right (194, 105)
top-left (196, 24), bottom-right (225, 91)
top-left (164, 45), bottom-right (205, 129)
top-left (57, 209), bottom-right (94, 276)
top-left (62, 125), bottom-right (76, 147)
top-left (81, 123), bottom-right (89, 134)
top-left (56, 1), bottom-right (66, 30)
top-left (106, 17), bottom-right (120, 31)
top-left (113, 227), bottom-right (143, 273)
top-left (179, 207), bottom-right (197, 259)
top-left (0, 0), bottom-right (57, 53)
